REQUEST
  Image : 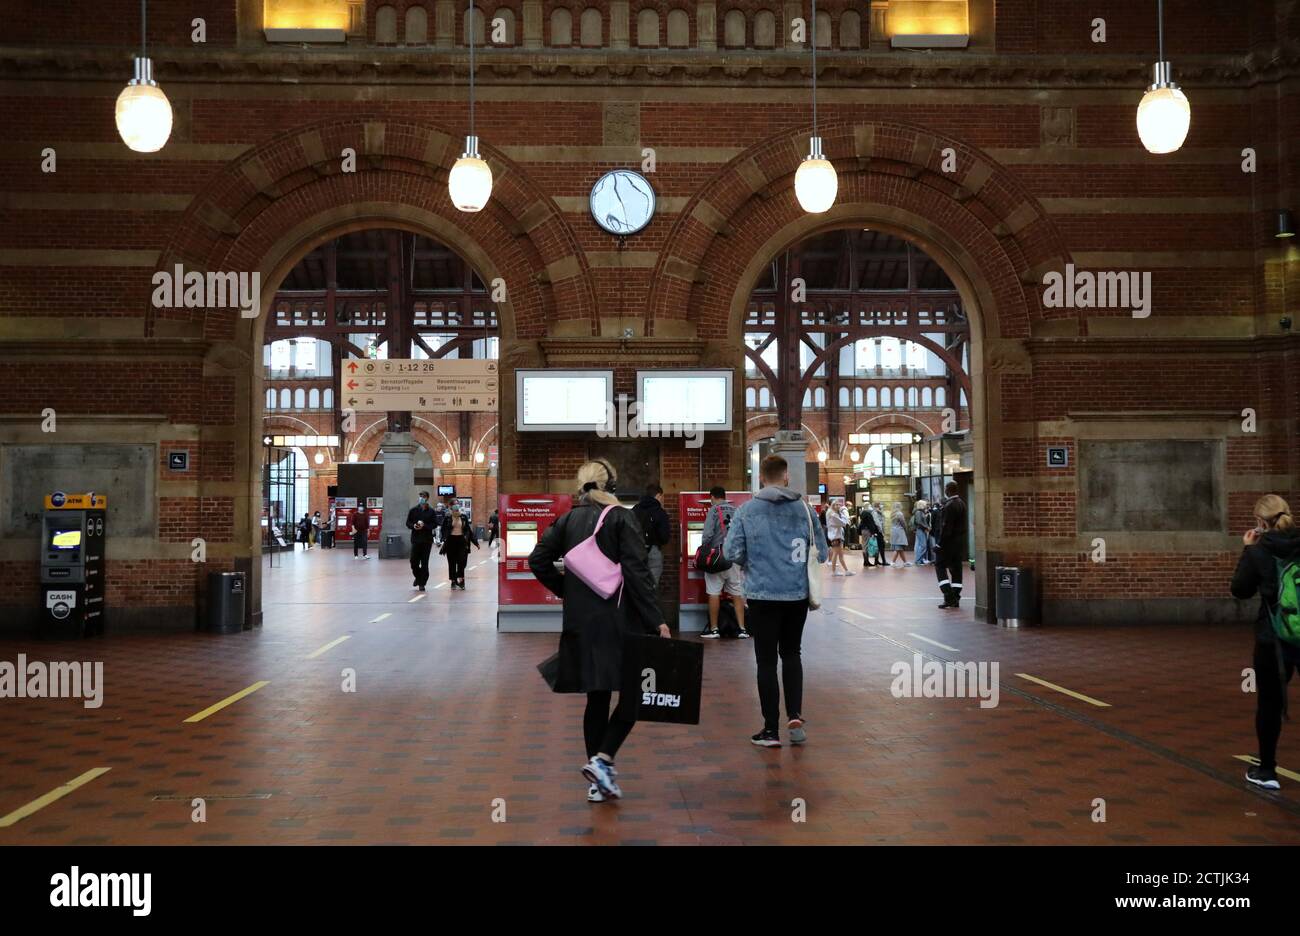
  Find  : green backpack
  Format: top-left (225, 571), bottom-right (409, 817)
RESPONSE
top-left (1271, 558), bottom-right (1300, 646)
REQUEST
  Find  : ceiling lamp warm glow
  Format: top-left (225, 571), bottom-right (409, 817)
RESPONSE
top-left (795, 137), bottom-right (838, 214)
top-left (450, 137), bottom-right (493, 213)
top-left (1136, 0), bottom-right (1191, 155)
top-left (1137, 66), bottom-right (1190, 155)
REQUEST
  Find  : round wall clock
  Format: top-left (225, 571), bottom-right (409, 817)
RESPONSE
top-left (589, 169), bottom-right (656, 236)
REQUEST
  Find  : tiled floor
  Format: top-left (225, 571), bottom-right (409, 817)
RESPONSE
top-left (2, 547), bottom-right (1298, 845)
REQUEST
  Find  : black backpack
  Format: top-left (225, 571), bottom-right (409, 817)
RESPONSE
top-left (716, 599), bottom-right (742, 638)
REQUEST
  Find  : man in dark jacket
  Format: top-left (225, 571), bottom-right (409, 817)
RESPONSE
top-left (1230, 495), bottom-right (1300, 790)
top-left (406, 491), bottom-right (439, 591)
top-left (934, 481), bottom-right (968, 610)
top-left (631, 482), bottom-right (671, 587)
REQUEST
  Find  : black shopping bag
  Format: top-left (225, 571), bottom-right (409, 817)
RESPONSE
top-left (622, 635), bottom-right (703, 725)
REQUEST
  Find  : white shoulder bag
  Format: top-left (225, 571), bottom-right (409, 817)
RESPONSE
top-left (802, 500), bottom-right (822, 610)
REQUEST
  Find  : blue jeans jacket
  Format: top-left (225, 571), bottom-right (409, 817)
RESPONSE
top-left (722, 486), bottom-right (829, 601)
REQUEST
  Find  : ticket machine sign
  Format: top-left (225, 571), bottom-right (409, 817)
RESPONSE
top-left (678, 490), bottom-right (752, 610)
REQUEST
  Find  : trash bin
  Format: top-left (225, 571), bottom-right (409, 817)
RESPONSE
top-left (995, 566), bottom-right (1036, 628)
top-left (206, 571), bottom-right (245, 634)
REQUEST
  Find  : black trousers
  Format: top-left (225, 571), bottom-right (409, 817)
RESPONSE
top-left (445, 536), bottom-right (469, 582)
top-left (935, 548), bottom-right (965, 603)
top-left (864, 533), bottom-right (887, 565)
top-left (1255, 638), bottom-right (1300, 771)
top-left (352, 534), bottom-right (368, 556)
top-left (584, 690), bottom-right (637, 759)
top-left (410, 540), bottom-right (433, 586)
top-left (747, 599), bottom-right (809, 732)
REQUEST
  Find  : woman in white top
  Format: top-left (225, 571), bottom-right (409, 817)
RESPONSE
top-left (826, 498), bottom-right (854, 576)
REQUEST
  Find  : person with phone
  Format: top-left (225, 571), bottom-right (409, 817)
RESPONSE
top-left (1231, 494), bottom-right (1300, 790)
top-left (406, 491), bottom-right (439, 591)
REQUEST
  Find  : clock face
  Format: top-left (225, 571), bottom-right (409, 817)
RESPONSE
top-left (589, 169), bottom-right (656, 236)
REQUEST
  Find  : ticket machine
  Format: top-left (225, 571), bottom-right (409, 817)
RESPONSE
top-left (40, 492), bottom-right (107, 639)
top-left (678, 490), bottom-right (751, 633)
top-left (497, 493), bottom-right (572, 632)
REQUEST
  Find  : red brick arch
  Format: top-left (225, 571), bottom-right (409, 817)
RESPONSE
top-left (645, 119), bottom-right (1073, 341)
top-left (151, 117), bottom-right (597, 343)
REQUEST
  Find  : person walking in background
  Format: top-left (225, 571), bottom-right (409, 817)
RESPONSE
top-left (934, 481), bottom-right (968, 610)
top-left (298, 513), bottom-right (313, 551)
top-left (406, 491), bottom-right (438, 591)
top-left (912, 499), bottom-right (932, 566)
top-left (632, 482), bottom-right (672, 588)
top-left (889, 503), bottom-right (910, 567)
top-left (352, 504), bottom-right (370, 559)
top-left (826, 498), bottom-right (854, 576)
top-left (1230, 494), bottom-right (1300, 790)
top-left (859, 503), bottom-right (886, 568)
top-left (488, 509), bottom-right (500, 549)
top-left (310, 510), bottom-right (323, 549)
top-left (723, 455), bottom-right (828, 748)
top-left (700, 485), bottom-right (748, 639)
top-left (529, 459), bottom-right (669, 804)
top-left (440, 505), bottom-right (480, 589)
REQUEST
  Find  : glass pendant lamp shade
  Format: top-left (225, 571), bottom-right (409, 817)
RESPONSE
top-left (795, 137), bottom-right (837, 214)
top-left (449, 135), bottom-right (493, 212)
top-left (1137, 63), bottom-right (1190, 154)
top-left (116, 57), bottom-right (172, 153)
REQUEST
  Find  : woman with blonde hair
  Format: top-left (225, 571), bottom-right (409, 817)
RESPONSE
top-left (1231, 494), bottom-right (1300, 790)
top-left (529, 458), bottom-right (670, 803)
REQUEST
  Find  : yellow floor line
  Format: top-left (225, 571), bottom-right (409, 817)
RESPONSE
top-left (907, 632), bottom-right (960, 652)
top-left (1015, 673), bottom-right (1111, 708)
top-left (0, 767), bottom-right (111, 828)
top-left (1233, 755), bottom-right (1300, 783)
top-left (840, 606), bottom-right (875, 620)
top-left (369, 613), bottom-right (391, 623)
top-left (307, 635), bottom-right (350, 659)
top-left (183, 680), bottom-right (270, 724)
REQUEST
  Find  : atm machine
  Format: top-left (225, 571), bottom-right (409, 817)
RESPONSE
top-left (496, 493), bottom-right (571, 632)
top-left (40, 492), bottom-right (106, 639)
top-left (678, 490), bottom-right (751, 633)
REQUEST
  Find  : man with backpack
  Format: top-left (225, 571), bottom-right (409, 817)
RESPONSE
top-left (1231, 494), bottom-right (1300, 790)
top-left (631, 482), bottom-right (672, 588)
top-left (700, 485), bottom-right (748, 639)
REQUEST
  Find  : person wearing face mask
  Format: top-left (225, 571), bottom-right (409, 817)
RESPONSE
top-left (406, 491), bottom-right (439, 591)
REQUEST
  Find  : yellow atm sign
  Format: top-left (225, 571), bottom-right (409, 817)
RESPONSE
top-left (44, 493), bottom-right (107, 510)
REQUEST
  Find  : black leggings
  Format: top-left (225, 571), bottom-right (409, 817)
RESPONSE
top-left (445, 536), bottom-right (469, 582)
top-left (1255, 638), bottom-right (1299, 771)
top-left (747, 599), bottom-right (809, 732)
top-left (583, 691), bottom-right (637, 760)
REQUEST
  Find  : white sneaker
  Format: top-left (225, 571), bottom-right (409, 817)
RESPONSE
top-left (581, 756), bottom-right (622, 799)
top-left (587, 783), bottom-right (608, 803)
top-left (844, 570), bottom-right (856, 577)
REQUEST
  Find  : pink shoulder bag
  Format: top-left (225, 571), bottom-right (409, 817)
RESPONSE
top-left (563, 504), bottom-right (624, 600)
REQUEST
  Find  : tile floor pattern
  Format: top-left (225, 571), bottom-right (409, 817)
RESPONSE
top-left (2, 547), bottom-right (1299, 845)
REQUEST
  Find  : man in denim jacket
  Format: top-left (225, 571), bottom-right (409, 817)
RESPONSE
top-left (723, 454), bottom-right (829, 748)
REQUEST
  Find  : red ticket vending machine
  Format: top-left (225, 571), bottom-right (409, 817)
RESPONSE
top-left (678, 490), bottom-right (751, 632)
top-left (497, 493), bottom-right (572, 632)
top-left (365, 496), bottom-right (383, 542)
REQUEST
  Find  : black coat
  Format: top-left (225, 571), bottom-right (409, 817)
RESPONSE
top-left (406, 503), bottom-right (438, 544)
top-left (935, 495), bottom-right (968, 555)
top-left (529, 498), bottom-right (664, 693)
top-left (439, 514), bottom-right (479, 552)
top-left (1231, 529), bottom-right (1300, 643)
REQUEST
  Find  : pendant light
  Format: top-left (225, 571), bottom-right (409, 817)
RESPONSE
top-left (1136, 0), bottom-right (1190, 155)
top-left (449, 0), bottom-right (493, 212)
top-left (115, 0), bottom-right (173, 153)
top-left (794, 0), bottom-right (837, 213)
